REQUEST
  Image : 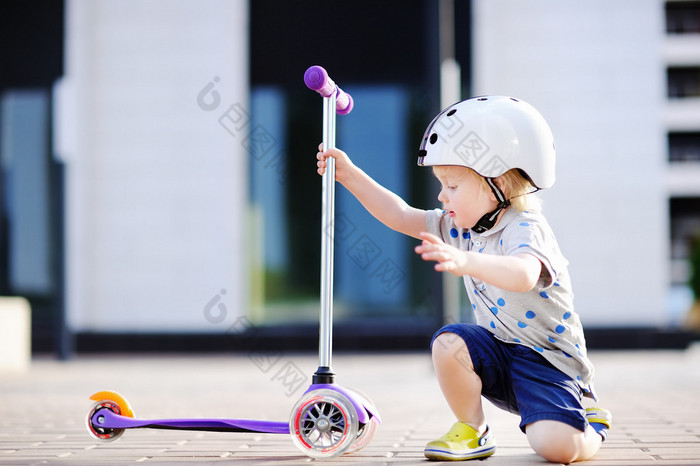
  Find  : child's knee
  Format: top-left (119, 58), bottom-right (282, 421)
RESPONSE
top-left (432, 332), bottom-right (474, 371)
top-left (432, 332), bottom-right (463, 358)
top-left (526, 421), bottom-right (581, 464)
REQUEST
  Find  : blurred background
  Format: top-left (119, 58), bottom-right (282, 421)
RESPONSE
top-left (1, 0), bottom-right (699, 360)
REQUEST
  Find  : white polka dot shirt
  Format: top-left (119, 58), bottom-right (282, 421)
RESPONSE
top-left (427, 207), bottom-right (596, 397)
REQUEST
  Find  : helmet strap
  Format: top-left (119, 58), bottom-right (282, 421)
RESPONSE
top-left (471, 178), bottom-right (511, 233)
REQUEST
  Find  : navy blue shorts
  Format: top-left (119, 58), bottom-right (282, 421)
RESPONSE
top-left (432, 323), bottom-right (587, 433)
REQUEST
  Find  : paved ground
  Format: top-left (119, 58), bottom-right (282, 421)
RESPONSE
top-left (1, 344), bottom-right (699, 465)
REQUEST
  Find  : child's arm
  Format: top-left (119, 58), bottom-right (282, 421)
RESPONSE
top-left (415, 232), bottom-right (542, 293)
top-left (317, 147), bottom-right (426, 239)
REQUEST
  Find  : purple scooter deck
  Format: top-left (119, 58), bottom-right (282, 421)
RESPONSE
top-left (90, 385), bottom-right (379, 436)
top-left (91, 408), bottom-right (290, 434)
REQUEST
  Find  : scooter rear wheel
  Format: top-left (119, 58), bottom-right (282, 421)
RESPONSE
top-left (86, 400), bottom-right (126, 442)
top-left (289, 389), bottom-right (358, 458)
top-left (86, 391), bottom-right (135, 442)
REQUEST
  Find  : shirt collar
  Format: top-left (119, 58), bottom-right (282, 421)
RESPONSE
top-left (470, 207), bottom-right (517, 237)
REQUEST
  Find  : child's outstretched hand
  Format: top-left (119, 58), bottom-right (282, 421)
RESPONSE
top-left (415, 232), bottom-right (469, 276)
top-left (316, 145), bottom-right (356, 184)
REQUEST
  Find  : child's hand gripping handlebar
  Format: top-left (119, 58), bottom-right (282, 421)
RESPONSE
top-left (304, 65), bottom-right (354, 115)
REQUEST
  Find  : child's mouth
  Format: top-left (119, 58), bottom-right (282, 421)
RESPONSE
top-left (448, 211), bottom-right (455, 218)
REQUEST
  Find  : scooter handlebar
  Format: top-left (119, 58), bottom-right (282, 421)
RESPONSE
top-left (304, 65), bottom-right (353, 115)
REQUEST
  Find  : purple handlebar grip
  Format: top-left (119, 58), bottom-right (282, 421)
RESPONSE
top-left (337, 92), bottom-right (353, 115)
top-left (304, 66), bottom-right (335, 97)
top-left (304, 65), bottom-right (353, 115)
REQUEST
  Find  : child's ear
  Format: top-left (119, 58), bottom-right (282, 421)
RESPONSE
top-left (493, 175), bottom-right (507, 195)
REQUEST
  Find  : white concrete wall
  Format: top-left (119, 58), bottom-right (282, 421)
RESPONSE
top-left (57, 0), bottom-right (249, 332)
top-left (472, 0), bottom-right (668, 326)
top-left (0, 297), bottom-right (31, 373)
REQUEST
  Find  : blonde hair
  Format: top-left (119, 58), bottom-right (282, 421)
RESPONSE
top-left (432, 166), bottom-right (541, 212)
top-left (499, 169), bottom-right (541, 212)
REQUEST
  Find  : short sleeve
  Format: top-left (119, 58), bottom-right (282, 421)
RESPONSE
top-left (425, 208), bottom-right (444, 238)
top-left (425, 208), bottom-right (471, 248)
top-left (501, 214), bottom-right (567, 288)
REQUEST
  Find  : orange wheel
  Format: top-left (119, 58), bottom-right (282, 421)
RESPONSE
top-left (88, 391), bottom-right (134, 418)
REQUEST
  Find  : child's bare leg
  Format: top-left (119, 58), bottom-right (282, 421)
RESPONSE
top-left (432, 332), bottom-right (485, 429)
top-left (526, 420), bottom-right (602, 463)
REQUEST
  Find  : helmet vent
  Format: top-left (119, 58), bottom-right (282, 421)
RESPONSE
top-left (447, 109), bottom-right (457, 116)
top-left (429, 133), bottom-right (438, 144)
top-left (510, 97), bottom-right (519, 102)
top-left (477, 97), bottom-right (488, 101)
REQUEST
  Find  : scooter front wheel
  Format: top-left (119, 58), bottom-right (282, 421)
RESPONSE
top-left (289, 389), bottom-right (358, 458)
top-left (343, 388), bottom-right (380, 454)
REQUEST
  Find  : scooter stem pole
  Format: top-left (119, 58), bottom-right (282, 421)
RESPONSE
top-left (304, 66), bottom-right (351, 384)
top-left (318, 91), bottom-right (336, 373)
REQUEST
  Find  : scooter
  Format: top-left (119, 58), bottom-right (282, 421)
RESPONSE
top-left (86, 66), bottom-right (380, 459)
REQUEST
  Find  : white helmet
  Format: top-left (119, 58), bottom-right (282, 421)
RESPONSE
top-left (417, 96), bottom-right (555, 190)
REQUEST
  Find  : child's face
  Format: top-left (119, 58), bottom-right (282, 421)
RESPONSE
top-left (434, 166), bottom-right (497, 230)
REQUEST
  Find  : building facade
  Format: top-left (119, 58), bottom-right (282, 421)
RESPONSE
top-left (1, 0), bottom-right (698, 353)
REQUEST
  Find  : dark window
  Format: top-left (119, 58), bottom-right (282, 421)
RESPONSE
top-left (250, 0), bottom-right (431, 87)
top-left (666, 1), bottom-right (700, 34)
top-left (670, 197), bottom-right (700, 286)
top-left (248, 0), bottom-right (456, 329)
top-left (669, 132), bottom-right (700, 161)
top-left (0, 1), bottom-right (66, 356)
top-left (0, 1), bottom-right (65, 88)
top-left (667, 67), bottom-right (700, 98)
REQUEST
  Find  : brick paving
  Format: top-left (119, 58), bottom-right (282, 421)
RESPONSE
top-left (1, 344), bottom-right (699, 465)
